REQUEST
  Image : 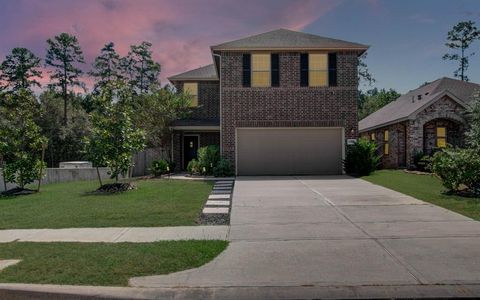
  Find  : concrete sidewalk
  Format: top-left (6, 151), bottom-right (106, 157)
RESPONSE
top-left (0, 226), bottom-right (229, 243)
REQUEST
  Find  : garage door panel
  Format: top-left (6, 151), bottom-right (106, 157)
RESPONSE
top-left (237, 128), bottom-right (343, 175)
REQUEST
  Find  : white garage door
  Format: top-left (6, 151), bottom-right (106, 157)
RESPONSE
top-left (236, 128), bottom-right (343, 175)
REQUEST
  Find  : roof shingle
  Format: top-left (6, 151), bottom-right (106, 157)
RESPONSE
top-left (211, 28), bottom-right (368, 51)
top-left (168, 64), bottom-right (218, 81)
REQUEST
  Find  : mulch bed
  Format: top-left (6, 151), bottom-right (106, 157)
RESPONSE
top-left (94, 183), bottom-right (136, 194)
top-left (198, 213), bottom-right (230, 226)
top-left (403, 169), bottom-right (432, 175)
top-left (0, 187), bottom-right (37, 196)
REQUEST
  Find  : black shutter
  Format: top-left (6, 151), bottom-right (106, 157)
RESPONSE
top-left (271, 53), bottom-right (280, 87)
top-left (328, 53), bottom-right (337, 87)
top-left (300, 53), bottom-right (308, 87)
top-left (242, 54), bottom-right (251, 87)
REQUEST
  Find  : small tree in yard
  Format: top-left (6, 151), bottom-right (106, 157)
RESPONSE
top-left (84, 86), bottom-right (145, 188)
top-left (0, 89), bottom-right (47, 191)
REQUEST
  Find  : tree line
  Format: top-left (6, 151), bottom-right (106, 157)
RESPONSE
top-left (0, 32), bottom-right (192, 191)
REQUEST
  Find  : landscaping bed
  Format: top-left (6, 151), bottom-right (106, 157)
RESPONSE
top-left (0, 241), bottom-right (228, 286)
top-left (0, 178), bottom-right (213, 229)
top-left (363, 170), bottom-right (480, 221)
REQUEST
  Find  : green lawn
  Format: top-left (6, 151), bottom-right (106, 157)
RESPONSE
top-left (0, 179), bottom-right (212, 229)
top-left (362, 169), bottom-right (480, 221)
top-left (0, 241), bottom-right (228, 286)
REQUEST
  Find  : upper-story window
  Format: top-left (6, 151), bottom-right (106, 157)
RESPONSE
top-left (183, 82), bottom-right (198, 107)
top-left (243, 53), bottom-right (280, 88)
top-left (309, 53), bottom-right (328, 87)
top-left (301, 53), bottom-right (337, 87)
top-left (252, 54), bottom-right (270, 87)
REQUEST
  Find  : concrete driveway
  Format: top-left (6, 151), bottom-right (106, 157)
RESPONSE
top-left (130, 176), bottom-right (480, 298)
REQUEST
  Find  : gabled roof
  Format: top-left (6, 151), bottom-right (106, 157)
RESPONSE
top-left (359, 77), bottom-right (480, 132)
top-left (168, 64), bottom-right (218, 81)
top-left (211, 28), bottom-right (368, 52)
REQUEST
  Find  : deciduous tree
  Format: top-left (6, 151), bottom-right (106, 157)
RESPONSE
top-left (466, 89), bottom-right (480, 149)
top-left (358, 88), bottom-right (400, 120)
top-left (0, 89), bottom-right (47, 189)
top-left (84, 84), bottom-right (145, 186)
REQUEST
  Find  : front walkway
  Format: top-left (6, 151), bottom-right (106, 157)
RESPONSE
top-left (130, 176), bottom-right (480, 296)
top-left (0, 226), bottom-right (229, 243)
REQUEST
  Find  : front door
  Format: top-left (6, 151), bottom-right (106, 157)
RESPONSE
top-left (183, 135), bottom-right (199, 170)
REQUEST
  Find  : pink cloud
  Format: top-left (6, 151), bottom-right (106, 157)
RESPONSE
top-left (0, 0), bottom-right (340, 89)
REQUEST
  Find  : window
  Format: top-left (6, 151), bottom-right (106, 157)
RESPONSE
top-left (183, 82), bottom-right (198, 107)
top-left (437, 127), bottom-right (446, 148)
top-left (252, 53), bottom-right (271, 87)
top-left (309, 53), bottom-right (328, 87)
top-left (384, 130), bottom-right (389, 155)
top-left (371, 133), bottom-right (376, 141)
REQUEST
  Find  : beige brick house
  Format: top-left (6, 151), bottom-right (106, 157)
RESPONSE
top-left (359, 77), bottom-right (479, 169)
top-left (169, 29), bottom-right (368, 175)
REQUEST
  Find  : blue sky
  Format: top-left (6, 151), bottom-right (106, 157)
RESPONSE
top-left (0, 0), bottom-right (479, 93)
top-left (306, 0), bottom-right (480, 92)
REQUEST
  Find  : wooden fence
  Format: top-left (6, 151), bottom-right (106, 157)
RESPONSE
top-left (132, 147), bottom-right (170, 177)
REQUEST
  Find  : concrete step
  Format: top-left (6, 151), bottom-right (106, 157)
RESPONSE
top-left (208, 194), bottom-right (231, 200)
top-left (202, 207), bottom-right (229, 214)
top-left (205, 200), bottom-right (231, 206)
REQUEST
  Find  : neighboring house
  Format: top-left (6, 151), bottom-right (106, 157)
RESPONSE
top-left (168, 28), bottom-right (368, 175)
top-left (359, 77), bottom-right (480, 169)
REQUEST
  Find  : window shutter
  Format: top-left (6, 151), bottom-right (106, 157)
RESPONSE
top-left (242, 54), bottom-right (251, 87)
top-left (300, 53), bottom-right (308, 87)
top-left (328, 53), bottom-right (337, 87)
top-left (271, 54), bottom-right (280, 87)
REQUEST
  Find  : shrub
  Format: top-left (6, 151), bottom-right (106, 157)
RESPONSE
top-left (344, 138), bottom-right (380, 176)
top-left (431, 148), bottom-right (480, 194)
top-left (213, 159), bottom-right (234, 177)
top-left (412, 151), bottom-right (432, 172)
top-left (150, 159), bottom-right (169, 177)
top-left (197, 145), bottom-right (220, 175)
top-left (187, 159), bottom-right (200, 175)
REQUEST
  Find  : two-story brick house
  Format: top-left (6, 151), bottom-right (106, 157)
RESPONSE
top-left (169, 29), bottom-right (368, 175)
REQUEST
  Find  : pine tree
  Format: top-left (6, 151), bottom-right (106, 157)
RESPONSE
top-left (0, 48), bottom-right (42, 92)
top-left (121, 41), bottom-right (161, 94)
top-left (89, 42), bottom-right (123, 92)
top-left (45, 33), bottom-right (85, 124)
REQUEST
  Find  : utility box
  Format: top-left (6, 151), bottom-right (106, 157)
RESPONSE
top-left (59, 161), bottom-right (93, 169)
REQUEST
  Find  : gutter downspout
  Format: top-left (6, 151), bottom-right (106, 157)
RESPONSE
top-left (212, 53), bottom-right (223, 157)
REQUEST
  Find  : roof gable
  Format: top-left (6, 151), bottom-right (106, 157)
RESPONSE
top-left (211, 28), bottom-right (368, 51)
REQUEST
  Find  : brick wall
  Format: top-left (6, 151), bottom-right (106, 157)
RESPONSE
top-left (174, 80), bottom-right (220, 120)
top-left (362, 95), bottom-right (468, 168)
top-left (171, 131), bottom-right (220, 171)
top-left (219, 51), bottom-right (360, 168)
top-left (363, 122), bottom-right (407, 169)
